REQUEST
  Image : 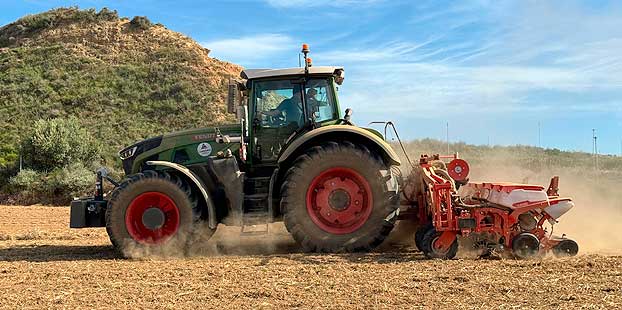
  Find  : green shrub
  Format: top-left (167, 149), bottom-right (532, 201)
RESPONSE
top-left (16, 12), bottom-right (55, 31)
top-left (8, 169), bottom-right (41, 191)
top-left (129, 16), bottom-right (152, 30)
top-left (14, 7), bottom-right (116, 31)
top-left (96, 7), bottom-right (119, 21)
top-left (6, 164), bottom-right (93, 204)
top-left (0, 7), bottom-right (121, 48)
top-left (7, 169), bottom-right (42, 204)
top-left (44, 163), bottom-right (94, 199)
top-left (21, 117), bottom-right (102, 171)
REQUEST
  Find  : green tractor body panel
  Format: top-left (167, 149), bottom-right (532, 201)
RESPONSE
top-left (122, 124), bottom-right (241, 175)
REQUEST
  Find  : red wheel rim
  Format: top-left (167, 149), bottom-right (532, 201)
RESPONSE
top-left (306, 167), bottom-right (373, 234)
top-left (125, 192), bottom-right (180, 244)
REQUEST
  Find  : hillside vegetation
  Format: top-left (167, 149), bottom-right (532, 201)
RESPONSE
top-left (0, 7), bottom-right (240, 165)
top-left (0, 8), bottom-right (241, 202)
top-left (400, 138), bottom-right (622, 175)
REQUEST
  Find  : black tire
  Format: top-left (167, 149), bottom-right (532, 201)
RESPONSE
top-left (105, 171), bottom-right (214, 255)
top-left (415, 223), bottom-right (432, 251)
top-left (511, 233), bottom-right (540, 259)
top-left (420, 227), bottom-right (458, 259)
top-left (281, 141), bottom-right (399, 252)
top-left (552, 239), bottom-right (579, 257)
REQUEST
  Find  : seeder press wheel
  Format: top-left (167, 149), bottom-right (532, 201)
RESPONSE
top-left (512, 233), bottom-right (540, 259)
top-left (552, 239), bottom-right (579, 257)
top-left (414, 223), bottom-right (432, 252)
top-left (421, 227), bottom-right (458, 259)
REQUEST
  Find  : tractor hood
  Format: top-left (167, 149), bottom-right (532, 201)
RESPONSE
top-left (118, 124), bottom-right (242, 175)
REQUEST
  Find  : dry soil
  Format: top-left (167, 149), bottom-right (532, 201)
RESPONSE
top-left (0, 205), bottom-right (620, 309)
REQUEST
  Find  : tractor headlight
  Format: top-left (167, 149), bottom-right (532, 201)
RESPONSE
top-left (119, 146), bottom-right (138, 160)
top-left (118, 136), bottom-right (163, 175)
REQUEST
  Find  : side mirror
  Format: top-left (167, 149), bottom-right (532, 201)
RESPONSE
top-left (344, 108), bottom-right (353, 122)
top-left (334, 69), bottom-right (345, 85)
top-left (227, 81), bottom-right (238, 114)
top-left (96, 167), bottom-right (109, 177)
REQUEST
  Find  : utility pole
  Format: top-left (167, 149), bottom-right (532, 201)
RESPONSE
top-left (595, 135), bottom-right (599, 172)
top-left (592, 128), bottom-right (596, 157)
top-left (19, 145), bottom-right (23, 172)
top-left (592, 129), bottom-right (598, 172)
top-left (446, 121), bottom-right (449, 154)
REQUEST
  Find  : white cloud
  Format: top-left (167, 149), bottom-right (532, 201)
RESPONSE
top-left (201, 34), bottom-right (295, 66)
top-left (315, 40), bottom-right (438, 63)
top-left (339, 63), bottom-right (584, 114)
top-left (201, 1), bottom-right (622, 130)
top-left (316, 1), bottom-right (622, 119)
top-left (463, 2), bottom-right (622, 69)
top-left (327, 50), bottom-right (622, 119)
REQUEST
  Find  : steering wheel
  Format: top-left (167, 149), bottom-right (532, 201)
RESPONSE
top-left (266, 109), bottom-right (287, 127)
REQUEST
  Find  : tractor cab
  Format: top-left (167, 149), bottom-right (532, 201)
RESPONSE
top-left (243, 67), bottom-right (344, 164)
top-left (227, 46), bottom-right (346, 165)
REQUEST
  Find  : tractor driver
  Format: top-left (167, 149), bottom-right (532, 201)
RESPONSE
top-left (306, 88), bottom-right (319, 110)
top-left (263, 87), bottom-right (303, 126)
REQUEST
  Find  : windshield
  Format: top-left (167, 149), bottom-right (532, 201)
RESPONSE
top-left (305, 78), bottom-right (337, 123)
top-left (254, 80), bottom-right (304, 128)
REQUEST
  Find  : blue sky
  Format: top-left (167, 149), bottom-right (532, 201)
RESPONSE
top-left (2, 0), bottom-right (621, 154)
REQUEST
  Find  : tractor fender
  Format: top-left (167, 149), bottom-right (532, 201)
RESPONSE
top-left (278, 125), bottom-right (401, 166)
top-left (146, 160), bottom-right (218, 229)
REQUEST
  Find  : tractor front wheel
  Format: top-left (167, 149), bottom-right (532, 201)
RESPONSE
top-left (105, 171), bottom-right (212, 256)
top-left (281, 142), bottom-right (399, 252)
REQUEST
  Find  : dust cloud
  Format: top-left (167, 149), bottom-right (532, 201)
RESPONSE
top-left (122, 222), bottom-right (300, 259)
top-left (468, 159), bottom-right (622, 255)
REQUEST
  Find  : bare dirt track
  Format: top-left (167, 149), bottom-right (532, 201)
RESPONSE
top-left (1, 205), bottom-right (621, 309)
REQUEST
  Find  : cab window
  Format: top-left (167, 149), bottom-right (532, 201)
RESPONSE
top-left (305, 78), bottom-right (337, 123)
top-left (254, 80), bottom-right (304, 128)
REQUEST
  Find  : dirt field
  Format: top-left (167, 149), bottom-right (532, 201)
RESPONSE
top-left (0, 205), bottom-right (620, 309)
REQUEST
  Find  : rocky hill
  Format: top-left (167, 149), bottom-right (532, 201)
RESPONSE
top-left (0, 7), bottom-right (242, 167)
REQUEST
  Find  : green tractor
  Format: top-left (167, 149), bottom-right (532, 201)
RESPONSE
top-left (70, 45), bottom-right (402, 254)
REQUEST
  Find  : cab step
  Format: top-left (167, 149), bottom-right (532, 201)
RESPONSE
top-left (241, 192), bottom-right (270, 235)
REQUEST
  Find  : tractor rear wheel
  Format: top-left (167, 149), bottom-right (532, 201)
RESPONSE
top-left (281, 142), bottom-right (399, 252)
top-left (105, 171), bottom-right (213, 255)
